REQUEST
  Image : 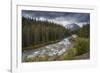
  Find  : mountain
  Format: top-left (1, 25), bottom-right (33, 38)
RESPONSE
top-left (65, 23), bottom-right (80, 31)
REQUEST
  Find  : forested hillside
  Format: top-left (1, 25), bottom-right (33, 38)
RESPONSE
top-left (22, 17), bottom-right (71, 50)
top-left (77, 24), bottom-right (90, 38)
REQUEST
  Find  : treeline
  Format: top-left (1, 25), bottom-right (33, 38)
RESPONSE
top-left (71, 24), bottom-right (90, 38)
top-left (66, 24), bottom-right (90, 57)
top-left (22, 17), bottom-right (71, 49)
top-left (77, 24), bottom-right (90, 38)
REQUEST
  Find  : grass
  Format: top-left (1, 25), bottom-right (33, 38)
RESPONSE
top-left (74, 37), bottom-right (90, 56)
top-left (25, 55), bottom-right (49, 62)
top-left (58, 48), bottom-right (76, 60)
top-left (24, 55), bottom-right (59, 62)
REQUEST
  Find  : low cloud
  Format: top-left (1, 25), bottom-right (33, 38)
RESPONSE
top-left (22, 10), bottom-right (90, 27)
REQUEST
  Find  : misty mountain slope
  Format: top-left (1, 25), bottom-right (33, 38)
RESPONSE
top-left (66, 23), bottom-right (80, 31)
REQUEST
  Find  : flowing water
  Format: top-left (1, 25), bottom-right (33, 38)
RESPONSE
top-left (22, 37), bottom-right (72, 62)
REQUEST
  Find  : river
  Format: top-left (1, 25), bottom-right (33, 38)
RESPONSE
top-left (22, 37), bottom-right (72, 62)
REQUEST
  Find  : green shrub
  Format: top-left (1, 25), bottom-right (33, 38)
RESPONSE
top-left (74, 38), bottom-right (89, 56)
top-left (62, 48), bottom-right (76, 60)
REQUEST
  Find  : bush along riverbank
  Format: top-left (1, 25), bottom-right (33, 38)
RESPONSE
top-left (58, 37), bottom-right (90, 60)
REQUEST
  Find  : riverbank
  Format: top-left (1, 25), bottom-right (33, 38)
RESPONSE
top-left (22, 37), bottom-right (72, 62)
top-left (22, 36), bottom-right (90, 62)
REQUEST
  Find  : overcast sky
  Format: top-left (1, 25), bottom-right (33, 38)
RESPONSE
top-left (22, 10), bottom-right (90, 27)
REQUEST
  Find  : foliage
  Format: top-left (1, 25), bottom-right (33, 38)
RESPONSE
top-left (74, 37), bottom-right (90, 56)
top-left (60, 37), bottom-right (90, 60)
top-left (62, 48), bottom-right (76, 60)
top-left (77, 24), bottom-right (90, 38)
top-left (22, 17), bottom-right (71, 50)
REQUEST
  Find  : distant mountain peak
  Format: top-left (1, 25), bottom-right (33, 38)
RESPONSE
top-left (65, 23), bottom-right (80, 31)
